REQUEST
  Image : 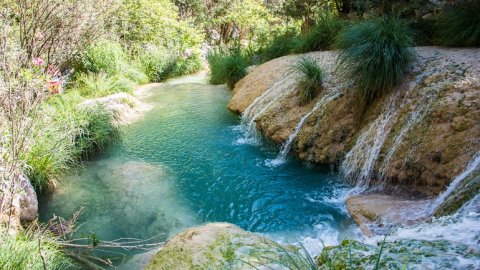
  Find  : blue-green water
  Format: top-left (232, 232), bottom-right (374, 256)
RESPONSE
top-left (39, 76), bottom-right (355, 267)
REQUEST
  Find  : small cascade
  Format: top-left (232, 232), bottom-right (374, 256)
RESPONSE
top-left (265, 89), bottom-right (341, 167)
top-left (236, 73), bottom-right (298, 145)
top-left (429, 153), bottom-right (480, 214)
top-left (340, 94), bottom-right (400, 187)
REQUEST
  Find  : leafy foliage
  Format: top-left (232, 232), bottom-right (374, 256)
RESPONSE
top-left (207, 47), bottom-right (249, 89)
top-left (294, 10), bottom-right (345, 53)
top-left (294, 57), bottom-right (324, 103)
top-left (435, 2), bottom-right (480, 47)
top-left (336, 16), bottom-right (415, 105)
top-left (257, 30), bottom-right (300, 62)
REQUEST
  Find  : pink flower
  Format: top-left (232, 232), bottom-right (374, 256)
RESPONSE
top-left (48, 80), bottom-right (62, 94)
top-left (32, 57), bottom-right (44, 66)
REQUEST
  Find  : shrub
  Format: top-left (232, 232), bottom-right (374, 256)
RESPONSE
top-left (294, 57), bottom-right (324, 103)
top-left (76, 40), bottom-right (127, 75)
top-left (75, 73), bottom-right (134, 98)
top-left (435, 2), bottom-right (480, 47)
top-left (257, 30), bottom-right (300, 62)
top-left (294, 11), bottom-right (345, 53)
top-left (25, 94), bottom-right (118, 191)
top-left (0, 228), bottom-right (70, 270)
top-left (207, 47), bottom-right (249, 89)
top-left (336, 16), bottom-right (415, 105)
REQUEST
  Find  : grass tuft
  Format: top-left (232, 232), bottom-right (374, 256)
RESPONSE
top-left (336, 16), bottom-right (415, 106)
top-left (435, 2), bottom-right (480, 47)
top-left (207, 47), bottom-right (249, 90)
top-left (75, 73), bottom-right (134, 98)
top-left (294, 57), bottom-right (324, 104)
top-left (0, 228), bottom-right (71, 270)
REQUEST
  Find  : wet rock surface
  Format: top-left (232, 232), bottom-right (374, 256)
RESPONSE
top-left (229, 47), bottom-right (480, 196)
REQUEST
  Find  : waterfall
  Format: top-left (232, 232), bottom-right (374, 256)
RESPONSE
top-left (236, 73), bottom-right (298, 145)
top-left (429, 153), bottom-right (480, 213)
top-left (340, 94), bottom-right (399, 187)
top-left (265, 89), bottom-right (341, 167)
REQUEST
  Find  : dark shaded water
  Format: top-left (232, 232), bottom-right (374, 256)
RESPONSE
top-left (39, 76), bottom-right (355, 267)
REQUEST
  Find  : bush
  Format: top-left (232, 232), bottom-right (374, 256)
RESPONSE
top-left (0, 228), bottom-right (71, 270)
top-left (257, 30), bottom-right (300, 62)
top-left (137, 48), bottom-right (202, 82)
top-left (75, 40), bottom-right (127, 75)
top-left (435, 2), bottom-right (480, 47)
top-left (336, 16), bottom-right (415, 105)
top-left (75, 73), bottom-right (135, 98)
top-left (207, 47), bottom-right (249, 89)
top-left (294, 57), bottom-right (324, 103)
top-left (294, 11), bottom-right (345, 53)
top-left (25, 94), bottom-right (118, 191)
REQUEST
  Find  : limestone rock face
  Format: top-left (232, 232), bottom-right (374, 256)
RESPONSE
top-left (145, 223), bottom-right (292, 270)
top-left (18, 175), bottom-right (38, 223)
top-left (229, 47), bottom-right (480, 196)
top-left (79, 92), bottom-right (152, 126)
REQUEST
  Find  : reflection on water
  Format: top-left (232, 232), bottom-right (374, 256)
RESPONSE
top-left (40, 78), bottom-right (355, 268)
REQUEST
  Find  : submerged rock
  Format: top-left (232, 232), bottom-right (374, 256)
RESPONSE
top-left (145, 223), bottom-right (294, 270)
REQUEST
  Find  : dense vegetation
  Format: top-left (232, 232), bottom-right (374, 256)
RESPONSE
top-left (0, 0), bottom-right (479, 268)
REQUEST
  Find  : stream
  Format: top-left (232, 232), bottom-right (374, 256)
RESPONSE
top-left (39, 75), bottom-right (357, 268)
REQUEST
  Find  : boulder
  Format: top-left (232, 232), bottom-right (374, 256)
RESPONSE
top-left (145, 223), bottom-right (295, 270)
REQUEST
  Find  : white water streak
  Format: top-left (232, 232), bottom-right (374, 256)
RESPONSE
top-left (266, 89), bottom-right (341, 167)
top-left (237, 73), bottom-right (298, 145)
top-left (340, 94), bottom-right (399, 186)
top-left (430, 153), bottom-right (480, 213)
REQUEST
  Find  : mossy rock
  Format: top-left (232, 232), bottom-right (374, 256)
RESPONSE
top-left (317, 239), bottom-right (480, 270)
top-left (434, 171), bottom-right (480, 217)
top-left (145, 223), bottom-right (297, 270)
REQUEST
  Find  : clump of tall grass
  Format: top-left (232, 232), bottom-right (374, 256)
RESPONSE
top-left (435, 2), bottom-right (480, 47)
top-left (0, 227), bottom-right (71, 270)
top-left (207, 47), bottom-right (249, 89)
top-left (294, 57), bottom-right (324, 103)
top-left (294, 11), bottom-right (345, 53)
top-left (24, 94), bottom-right (118, 191)
top-left (336, 16), bottom-right (415, 105)
top-left (75, 73), bottom-right (135, 98)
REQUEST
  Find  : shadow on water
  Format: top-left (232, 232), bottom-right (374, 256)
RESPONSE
top-left (39, 77), bottom-right (355, 268)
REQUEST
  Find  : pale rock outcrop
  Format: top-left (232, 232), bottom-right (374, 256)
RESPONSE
top-left (145, 223), bottom-right (293, 270)
top-left (229, 47), bottom-right (480, 197)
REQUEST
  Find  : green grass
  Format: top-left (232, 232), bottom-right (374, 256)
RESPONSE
top-left (24, 94), bottom-right (119, 192)
top-left (207, 47), bottom-right (249, 90)
top-left (75, 40), bottom-right (127, 76)
top-left (294, 57), bottom-right (324, 104)
top-left (294, 11), bottom-right (345, 53)
top-left (336, 16), bottom-right (415, 106)
top-left (75, 72), bottom-right (134, 98)
top-left (435, 2), bottom-right (480, 47)
top-left (0, 228), bottom-right (71, 270)
top-left (137, 47), bottom-right (202, 82)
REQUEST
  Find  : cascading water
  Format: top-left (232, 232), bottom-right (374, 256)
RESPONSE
top-left (428, 153), bottom-right (480, 214)
top-left (340, 94), bottom-right (400, 187)
top-left (265, 88), bottom-right (342, 167)
top-left (236, 73), bottom-right (298, 145)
